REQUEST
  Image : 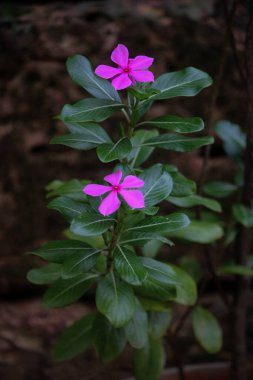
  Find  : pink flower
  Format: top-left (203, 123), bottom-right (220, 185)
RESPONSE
top-left (83, 171), bottom-right (145, 216)
top-left (95, 44), bottom-right (154, 90)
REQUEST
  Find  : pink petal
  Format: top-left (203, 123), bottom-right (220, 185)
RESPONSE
top-left (121, 175), bottom-right (144, 189)
top-left (129, 56), bottom-right (154, 70)
top-left (111, 44), bottom-right (129, 68)
top-left (99, 191), bottom-right (121, 216)
top-left (95, 65), bottom-right (122, 79)
top-left (131, 70), bottom-right (154, 83)
top-left (83, 184), bottom-right (111, 196)
top-left (104, 171), bottom-right (122, 186)
top-left (119, 190), bottom-right (145, 209)
top-left (112, 73), bottom-right (132, 90)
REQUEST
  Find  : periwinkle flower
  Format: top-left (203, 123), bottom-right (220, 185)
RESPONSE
top-left (83, 171), bottom-right (145, 216)
top-left (95, 44), bottom-right (154, 90)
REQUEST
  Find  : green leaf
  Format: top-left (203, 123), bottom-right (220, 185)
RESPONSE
top-left (180, 255), bottom-right (202, 283)
top-left (52, 314), bottom-right (95, 360)
top-left (62, 248), bottom-right (102, 278)
top-left (96, 138), bottom-right (132, 163)
top-left (141, 257), bottom-right (197, 305)
top-left (29, 240), bottom-right (96, 263)
top-left (168, 220), bottom-right (223, 243)
top-left (51, 123), bottom-right (112, 151)
top-left (140, 115), bottom-right (204, 133)
top-left (114, 245), bottom-right (147, 285)
top-left (93, 313), bottom-right (126, 361)
top-left (60, 98), bottom-right (123, 123)
top-left (43, 273), bottom-right (97, 308)
top-left (139, 164), bottom-right (173, 207)
top-left (148, 67), bottom-right (212, 101)
top-left (217, 264), bottom-right (253, 276)
top-left (67, 55), bottom-right (121, 102)
top-left (46, 179), bottom-right (88, 201)
top-left (142, 134), bottom-right (214, 152)
top-left (204, 181), bottom-right (238, 198)
top-left (133, 335), bottom-right (165, 380)
top-left (124, 299), bottom-right (148, 349)
top-left (149, 310), bottom-right (172, 339)
top-left (96, 272), bottom-right (136, 327)
top-left (142, 240), bottom-right (163, 258)
top-left (165, 165), bottom-right (196, 197)
top-left (167, 194), bottom-right (222, 212)
top-left (215, 120), bottom-right (246, 160)
top-left (70, 212), bottom-right (115, 237)
top-left (127, 129), bottom-right (159, 167)
top-left (232, 204), bottom-right (253, 227)
top-left (48, 196), bottom-right (89, 222)
top-left (192, 306), bottom-right (222, 353)
top-left (123, 213), bottom-right (190, 235)
top-left (120, 232), bottom-right (173, 247)
top-left (139, 297), bottom-right (171, 312)
top-left (27, 263), bottom-right (62, 284)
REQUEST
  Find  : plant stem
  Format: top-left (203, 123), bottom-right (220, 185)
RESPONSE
top-left (231, 9), bottom-right (253, 380)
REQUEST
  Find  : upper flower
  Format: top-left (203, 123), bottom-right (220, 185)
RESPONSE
top-left (83, 170), bottom-right (145, 216)
top-left (95, 44), bottom-right (154, 90)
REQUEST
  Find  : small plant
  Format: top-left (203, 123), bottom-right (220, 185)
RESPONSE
top-left (27, 44), bottom-right (223, 379)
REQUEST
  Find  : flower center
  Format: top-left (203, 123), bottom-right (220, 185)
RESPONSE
top-left (123, 67), bottom-right (130, 73)
top-left (113, 185), bottom-right (120, 191)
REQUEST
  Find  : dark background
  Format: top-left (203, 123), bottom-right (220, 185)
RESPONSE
top-left (0, 1), bottom-right (249, 379)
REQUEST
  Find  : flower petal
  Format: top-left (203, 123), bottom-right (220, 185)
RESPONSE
top-left (121, 175), bottom-right (144, 189)
top-left (129, 56), bottom-right (154, 70)
top-left (83, 184), bottom-right (111, 196)
top-left (131, 70), bottom-right (154, 83)
top-left (104, 171), bottom-right (122, 186)
top-left (119, 189), bottom-right (145, 209)
top-left (111, 44), bottom-right (129, 68)
top-left (95, 65), bottom-right (122, 79)
top-left (99, 191), bottom-right (121, 216)
top-left (112, 73), bottom-right (132, 90)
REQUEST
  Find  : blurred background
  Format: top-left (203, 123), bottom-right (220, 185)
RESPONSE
top-left (0, 1), bottom-right (250, 379)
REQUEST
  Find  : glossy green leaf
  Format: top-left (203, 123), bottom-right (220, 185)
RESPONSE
top-left (43, 273), bottom-right (97, 308)
top-left (167, 194), bottom-right (222, 212)
top-left (141, 257), bottom-right (197, 305)
top-left (70, 212), bottom-right (115, 237)
top-left (96, 138), bottom-right (132, 163)
top-left (93, 313), bottom-right (126, 361)
top-left (30, 240), bottom-right (96, 263)
top-left (142, 134), bottom-right (214, 152)
top-left (167, 220), bottom-right (223, 243)
top-left (52, 314), bottom-right (95, 360)
top-left (232, 204), bottom-right (253, 227)
top-left (192, 306), bottom-right (222, 353)
top-left (123, 213), bottom-right (190, 235)
top-left (165, 165), bottom-right (196, 197)
top-left (48, 196), bottom-right (89, 222)
top-left (142, 240), bottom-right (163, 258)
top-left (148, 67), bottom-right (212, 101)
top-left (51, 122), bottom-right (112, 151)
top-left (27, 263), bottom-right (62, 285)
top-left (140, 115), bottom-right (204, 133)
top-left (133, 335), bottom-right (165, 380)
top-left (46, 179), bottom-right (88, 201)
top-left (62, 248), bottom-right (101, 278)
top-left (204, 181), bottom-right (238, 198)
top-left (114, 245), bottom-right (147, 285)
top-left (120, 232), bottom-right (173, 247)
top-left (124, 299), bottom-right (148, 349)
top-left (217, 264), bottom-right (253, 276)
top-left (139, 165), bottom-right (173, 207)
top-left (128, 129), bottom-right (159, 167)
top-left (215, 120), bottom-right (246, 160)
top-left (149, 310), bottom-right (172, 339)
top-left (67, 55), bottom-right (121, 102)
top-left (96, 272), bottom-right (136, 327)
top-left (60, 98), bottom-right (123, 124)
